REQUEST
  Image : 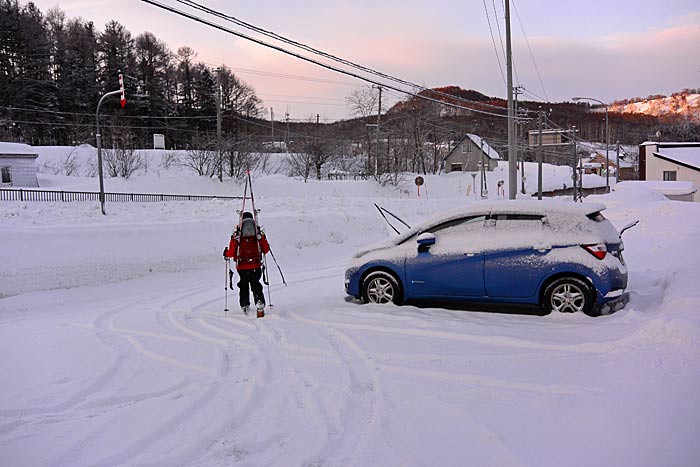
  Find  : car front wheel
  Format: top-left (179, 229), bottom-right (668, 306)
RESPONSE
top-left (362, 271), bottom-right (402, 305)
top-left (543, 277), bottom-right (596, 315)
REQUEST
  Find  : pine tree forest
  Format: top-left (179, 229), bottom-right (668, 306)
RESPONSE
top-left (0, 0), bottom-right (265, 149)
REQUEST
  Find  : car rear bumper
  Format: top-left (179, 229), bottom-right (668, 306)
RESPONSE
top-left (600, 291), bottom-right (629, 315)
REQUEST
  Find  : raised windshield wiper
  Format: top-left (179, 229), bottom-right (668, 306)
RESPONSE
top-left (374, 203), bottom-right (411, 235)
top-left (620, 220), bottom-right (639, 236)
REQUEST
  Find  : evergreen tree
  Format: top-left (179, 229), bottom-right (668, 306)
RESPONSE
top-left (97, 20), bottom-right (135, 92)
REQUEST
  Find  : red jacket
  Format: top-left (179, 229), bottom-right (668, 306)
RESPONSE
top-left (225, 232), bottom-right (270, 270)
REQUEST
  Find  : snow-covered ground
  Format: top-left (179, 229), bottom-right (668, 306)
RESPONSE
top-left (1, 161), bottom-right (700, 466)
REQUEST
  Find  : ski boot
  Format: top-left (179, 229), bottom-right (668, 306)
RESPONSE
top-left (241, 305), bottom-right (250, 315)
top-left (256, 301), bottom-right (265, 318)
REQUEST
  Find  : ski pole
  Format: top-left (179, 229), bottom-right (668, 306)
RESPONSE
top-left (224, 258), bottom-right (230, 315)
top-left (268, 247), bottom-right (287, 286)
top-left (263, 257), bottom-right (273, 309)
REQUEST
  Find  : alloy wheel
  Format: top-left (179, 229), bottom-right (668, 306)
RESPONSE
top-left (550, 283), bottom-right (586, 313)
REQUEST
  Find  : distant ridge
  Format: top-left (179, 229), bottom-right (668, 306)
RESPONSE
top-left (610, 90), bottom-right (700, 123)
top-left (388, 86), bottom-right (700, 124)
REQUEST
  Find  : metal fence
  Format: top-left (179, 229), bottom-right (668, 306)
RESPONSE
top-left (0, 188), bottom-right (242, 203)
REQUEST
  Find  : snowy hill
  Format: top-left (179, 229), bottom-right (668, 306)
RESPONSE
top-left (610, 91), bottom-right (700, 122)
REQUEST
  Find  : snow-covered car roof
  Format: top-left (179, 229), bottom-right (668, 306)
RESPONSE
top-left (394, 200), bottom-right (607, 244)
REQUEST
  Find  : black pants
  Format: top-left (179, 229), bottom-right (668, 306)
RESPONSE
top-left (237, 268), bottom-right (265, 307)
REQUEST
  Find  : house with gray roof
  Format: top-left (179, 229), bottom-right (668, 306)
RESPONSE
top-left (443, 134), bottom-right (501, 173)
top-left (0, 142), bottom-right (39, 187)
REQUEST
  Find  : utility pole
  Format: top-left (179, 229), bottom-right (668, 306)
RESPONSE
top-left (285, 110), bottom-right (290, 147)
top-left (571, 126), bottom-right (577, 202)
top-left (605, 109), bottom-right (609, 191)
top-left (375, 85), bottom-right (382, 176)
top-left (537, 109), bottom-right (544, 200)
top-left (216, 67), bottom-right (222, 182)
top-left (514, 85), bottom-right (525, 194)
top-left (616, 141), bottom-right (620, 182)
top-left (480, 139), bottom-right (488, 198)
top-left (505, 0), bottom-right (517, 199)
top-left (270, 107), bottom-right (274, 146)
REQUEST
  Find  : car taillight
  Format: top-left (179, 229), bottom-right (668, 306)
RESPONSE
top-left (582, 243), bottom-right (607, 260)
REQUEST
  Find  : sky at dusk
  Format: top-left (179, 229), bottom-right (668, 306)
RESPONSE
top-left (29, 0), bottom-right (700, 121)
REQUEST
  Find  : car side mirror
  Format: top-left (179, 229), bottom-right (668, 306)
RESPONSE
top-left (416, 232), bottom-right (435, 252)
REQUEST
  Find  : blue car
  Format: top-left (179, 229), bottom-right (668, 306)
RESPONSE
top-left (345, 201), bottom-right (632, 316)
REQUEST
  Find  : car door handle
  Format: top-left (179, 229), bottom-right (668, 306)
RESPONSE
top-left (534, 245), bottom-right (552, 252)
top-left (464, 251), bottom-right (480, 256)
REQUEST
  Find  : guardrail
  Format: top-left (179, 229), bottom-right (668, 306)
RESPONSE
top-left (0, 188), bottom-right (242, 203)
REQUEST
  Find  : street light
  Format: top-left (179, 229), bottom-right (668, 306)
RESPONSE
top-left (95, 74), bottom-right (126, 215)
top-left (572, 96), bottom-right (609, 192)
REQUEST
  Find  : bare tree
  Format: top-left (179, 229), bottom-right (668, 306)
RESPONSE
top-left (286, 137), bottom-right (313, 182)
top-left (346, 86), bottom-right (380, 173)
top-left (103, 132), bottom-right (143, 179)
top-left (222, 137), bottom-right (262, 179)
top-left (180, 135), bottom-right (219, 177)
top-left (61, 147), bottom-right (81, 175)
top-left (160, 150), bottom-right (180, 170)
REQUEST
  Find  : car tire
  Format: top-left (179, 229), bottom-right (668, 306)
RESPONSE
top-left (543, 277), bottom-right (597, 316)
top-left (361, 271), bottom-right (402, 305)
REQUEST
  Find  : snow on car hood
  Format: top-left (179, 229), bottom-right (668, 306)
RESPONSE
top-left (351, 238), bottom-right (396, 259)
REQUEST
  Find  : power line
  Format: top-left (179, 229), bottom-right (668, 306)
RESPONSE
top-left (258, 93), bottom-right (346, 102)
top-left (482, 0), bottom-right (506, 86)
top-left (0, 105), bottom-right (220, 119)
top-left (153, 0), bottom-right (517, 118)
top-left (263, 99), bottom-right (346, 107)
top-left (491, 0), bottom-right (508, 72)
top-left (512, 0), bottom-right (549, 102)
top-left (200, 63), bottom-right (362, 87)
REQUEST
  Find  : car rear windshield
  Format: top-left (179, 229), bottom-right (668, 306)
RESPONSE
top-left (587, 211), bottom-right (606, 222)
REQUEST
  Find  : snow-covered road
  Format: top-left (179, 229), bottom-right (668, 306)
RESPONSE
top-left (3, 259), bottom-right (700, 466)
top-left (2, 174), bottom-right (700, 466)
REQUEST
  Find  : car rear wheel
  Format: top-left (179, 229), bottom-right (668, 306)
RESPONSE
top-left (543, 277), bottom-right (596, 315)
top-left (362, 271), bottom-right (402, 305)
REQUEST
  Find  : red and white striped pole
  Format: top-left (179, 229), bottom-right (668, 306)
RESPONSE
top-left (119, 73), bottom-right (126, 108)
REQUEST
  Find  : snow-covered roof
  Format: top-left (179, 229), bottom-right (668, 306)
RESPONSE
top-left (653, 145), bottom-right (700, 171)
top-left (466, 134), bottom-right (501, 160)
top-left (615, 180), bottom-right (696, 196)
top-left (0, 142), bottom-right (37, 155)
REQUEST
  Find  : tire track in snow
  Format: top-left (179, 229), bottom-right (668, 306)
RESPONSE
top-left (251, 316), bottom-right (334, 463)
top-left (0, 299), bottom-right (146, 417)
top-left (277, 310), bottom-right (385, 465)
top-left (56, 286), bottom-right (262, 466)
top-left (115, 291), bottom-right (273, 466)
top-left (320, 327), bottom-right (385, 465)
top-left (288, 310), bottom-right (663, 355)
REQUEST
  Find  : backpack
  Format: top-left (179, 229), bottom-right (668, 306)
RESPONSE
top-left (236, 218), bottom-right (261, 266)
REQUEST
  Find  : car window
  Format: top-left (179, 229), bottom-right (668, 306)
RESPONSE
top-left (493, 214), bottom-right (545, 231)
top-left (427, 215), bottom-right (487, 235)
top-left (398, 215), bottom-right (487, 244)
top-left (587, 211), bottom-right (606, 222)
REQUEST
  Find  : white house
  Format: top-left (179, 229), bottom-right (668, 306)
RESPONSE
top-left (0, 142), bottom-right (39, 188)
top-left (641, 142), bottom-right (700, 201)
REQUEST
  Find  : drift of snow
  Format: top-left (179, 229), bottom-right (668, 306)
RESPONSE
top-left (1, 161), bottom-right (700, 467)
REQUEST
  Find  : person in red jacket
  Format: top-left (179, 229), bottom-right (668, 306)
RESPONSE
top-left (223, 211), bottom-right (270, 317)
